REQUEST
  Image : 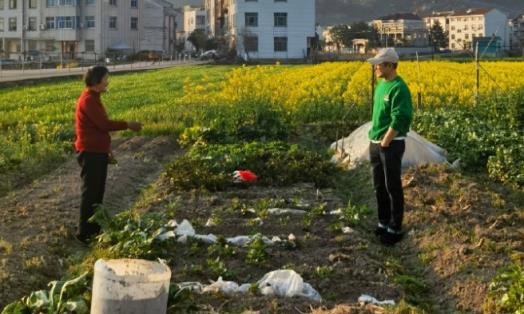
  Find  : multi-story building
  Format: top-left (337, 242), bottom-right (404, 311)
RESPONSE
top-left (427, 8), bottom-right (508, 51)
top-left (509, 12), bottom-right (524, 53)
top-left (182, 4), bottom-right (206, 50)
top-left (372, 13), bottom-right (427, 47)
top-left (423, 10), bottom-right (453, 33)
top-left (0, 0), bottom-right (176, 61)
top-left (205, 0), bottom-right (315, 60)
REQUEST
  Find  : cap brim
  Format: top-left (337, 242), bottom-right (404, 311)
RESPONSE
top-left (367, 57), bottom-right (383, 65)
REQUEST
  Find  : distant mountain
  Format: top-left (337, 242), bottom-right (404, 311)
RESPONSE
top-left (316, 0), bottom-right (524, 25)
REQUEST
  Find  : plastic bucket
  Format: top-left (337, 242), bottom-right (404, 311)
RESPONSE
top-left (90, 259), bottom-right (171, 314)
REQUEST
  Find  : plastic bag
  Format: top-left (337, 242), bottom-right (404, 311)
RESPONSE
top-left (257, 270), bottom-right (321, 302)
top-left (331, 122), bottom-right (449, 169)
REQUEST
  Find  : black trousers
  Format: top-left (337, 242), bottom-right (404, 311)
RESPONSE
top-left (77, 151), bottom-right (108, 239)
top-left (369, 141), bottom-right (405, 231)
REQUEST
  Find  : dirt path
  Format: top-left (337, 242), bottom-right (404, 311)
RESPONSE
top-left (0, 136), bottom-right (179, 307)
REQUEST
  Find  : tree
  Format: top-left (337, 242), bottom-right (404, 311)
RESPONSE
top-left (429, 21), bottom-right (448, 50)
top-left (329, 24), bottom-right (352, 51)
top-left (188, 30), bottom-right (207, 52)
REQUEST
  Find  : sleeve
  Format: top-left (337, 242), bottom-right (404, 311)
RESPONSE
top-left (389, 85), bottom-right (413, 134)
top-left (82, 96), bottom-right (128, 132)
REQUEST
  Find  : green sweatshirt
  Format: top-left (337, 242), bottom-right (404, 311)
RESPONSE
top-left (368, 76), bottom-right (413, 141)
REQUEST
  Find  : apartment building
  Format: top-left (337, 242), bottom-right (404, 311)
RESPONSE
top-left (182, 4), bottom-right (206, 50)
top-left (509, 12), bottom-right (524, 53)
top-left (423, 10), bottom-right (453, 33)
top-left (0, 0), bottom-right (176, 60)
top-left (426, 8), bottom-right (508, 51)
top-left (372, 13), bottom-right (427, 47)
top-left (205, 0), bottom-right (315, 60)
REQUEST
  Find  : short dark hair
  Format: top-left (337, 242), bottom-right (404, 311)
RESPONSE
top-left (383, 62), bottom-right (398, 69)
top-left (84, 66), bottom-right (109, 87)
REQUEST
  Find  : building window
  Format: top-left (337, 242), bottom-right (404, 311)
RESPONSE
top-left (130, 17), bottom-right (137, 30)
top-left (274, 12), bottom-right (287, 27)
top-left (86, 0), bottom-right (95, 5)
top-left (45, 40), bottom-right (55, 51)
top-left (29, 0), bottom-right (37, 8)
top-left (85, 16), bottom-right (95, 28)
top-left (85, 40), bottom-right (94, 52)
top-left (45, 16), bottom-right (54, 28)
top-left (109, 0), bottom-right (116, 6)
top-left (8, 17), bottom-right (15, 31)
top-left (451, 34), bottom-right (455, 40)
top-left (245, 12), bottom-right (257, 27)
top-left (465, 33), bottom-right (469, 39)
top-left (9, 0), bottom-right (16, 9)
top-left (28, 17), bottom-right (37, 31)
top-left (274, 0), bottom-right (286, 2)
top-left (131, 0), bottom-right (137, 7)
top-left (59, 0), bottom-right (76, 4)
top-left (46, 0), bottom-right (56, 6)
top-left (109, 16), bottom-right (117, 29)
top-left (56, 16), bottom-right (74, 28)
top-left (0, 0), bottom-right (3, 10)
top-left (274, 36), bottom-right (287, 52)
top-left (196, 15), bottom-right (205, 26)
top-left (0, 18), bottom-right (4, 32)
top-left (245, 35), bottom-right (258, 52)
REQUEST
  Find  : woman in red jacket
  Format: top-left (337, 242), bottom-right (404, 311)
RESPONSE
top-left (75, 66), bottom-right (142, 243)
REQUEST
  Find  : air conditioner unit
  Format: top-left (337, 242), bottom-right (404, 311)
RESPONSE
top-left (39, 24), bottom-right (47, 30)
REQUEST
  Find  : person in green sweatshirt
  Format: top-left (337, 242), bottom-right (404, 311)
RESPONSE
top-left (367, 48), bottom-right (413, 246)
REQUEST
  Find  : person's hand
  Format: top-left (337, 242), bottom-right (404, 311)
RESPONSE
top-left (127, 121), bottom-right (142, 132)
top-left (380, 140), bottom-right (390, 148)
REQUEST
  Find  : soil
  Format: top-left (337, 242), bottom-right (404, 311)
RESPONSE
top-left (1, 138), bottom-right (522, 314)
top-left (0, 136), bottom-right (179, 308)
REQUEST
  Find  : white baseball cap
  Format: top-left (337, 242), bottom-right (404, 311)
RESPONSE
top-left (367, 48), bottom-right (399, 65)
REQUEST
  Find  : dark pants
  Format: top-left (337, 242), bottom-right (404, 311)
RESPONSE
top-left (77, 151), bottom-right (108, 239)
top-left (369, 141), bottom-right (405, 231)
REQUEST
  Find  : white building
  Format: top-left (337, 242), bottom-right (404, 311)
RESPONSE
top-left (372, 13), bottom-right (427, 47)
top-left (423, 10), bottom-right (453, 33)
top-left (182, 4), bottom-right (206, 50)
top-left (426, 8), bottom-right (509, 51)
top-left (0, 0), bottom-right (176, 61)
top-left (509, 12), bottom-right (524, 53)
top-left (205, 0), bottom-right (316, 60)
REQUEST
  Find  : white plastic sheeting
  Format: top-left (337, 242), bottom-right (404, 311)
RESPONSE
top-left (358, 294), bottom-right (395, 306)
top-left (177, 270), bottom-right (322, 302)
top-left (157, 219), bottom-right (284, 246)
top-left (331, 122), bottom-right (449, 169)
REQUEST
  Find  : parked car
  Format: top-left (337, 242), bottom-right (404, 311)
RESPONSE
top-left (199, 49), bottom-right (217, 60)
top-left (0, 59), bottom-right (16, 65)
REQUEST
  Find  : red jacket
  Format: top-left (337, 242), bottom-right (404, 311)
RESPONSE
top-left (75, 89), bottom-right (127, 153)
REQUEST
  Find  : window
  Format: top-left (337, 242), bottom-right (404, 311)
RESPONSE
top-left (8, 17), bottom-right (15, 31)
top-left (0, 18), bottom-right (3, 32)
top-left (274, 12), bottom-right (287, 27)
top-left (86, 0), bottom-right (95, 5)
top-left (275, 0), bottom-right (286, 2)
top-left (56, 16), bottom-right (74, 28)
top-left (29, 0), bottom-right (37, 8)
top-left (85, 40), bottom-right (94, 52)
top-left (109, 16), bottom-right (117, 29)
top-left (451, 34), bottom-right (455, 39)
top-left (451, 43), bottom-right (455, 49)
top-left (0, 0), bottom-right (3, 10)
top-left (245, 35), bottom-right (258, 52)
top-left (109, 0), bottom-right (116, 6)
top-left (130, 17), bottom-right (137, 30)
top-left (131, 0), bottom-right (137, 7)
top-left (465, 33), bottom-right (469, 39)
top-left (196, 15), bottom-right (205, 26)
top-left (46, 16), bottom-right (54, 28)
top-left (9, 0), bottom-right (16, 9)
top-left (274, 36), bottom-right (287, 52)
top-left (45, 40), bottom-right (55, 51)
top-left (245, 12), bottom-right (257, 27)
top-left (46, 0), bottom-right (56, 6)
top-left (59, 0), bottom-right (76, 4)
top-left (85, 16), bottom-right (95, 28)
top-left (28, 17), bottom-right (37, 31)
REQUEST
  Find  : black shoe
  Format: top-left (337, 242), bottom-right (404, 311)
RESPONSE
top-left (380, 230), bottom-right (404, 246)
top-left (374, 225), bottom-right (387, 236)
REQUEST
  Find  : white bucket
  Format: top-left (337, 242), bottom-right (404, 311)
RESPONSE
top-left (90, 259), bottom-right (171, 314)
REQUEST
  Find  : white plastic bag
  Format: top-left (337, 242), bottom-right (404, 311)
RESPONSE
top-left (331, 122), bottom-right (449, 169)
top-left (257, 270), bottom-right (321, 301)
